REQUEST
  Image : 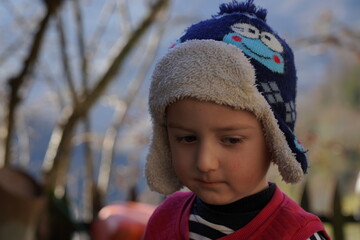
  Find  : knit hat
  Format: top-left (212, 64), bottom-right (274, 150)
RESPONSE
top-left (146, 0), bottom-right (308, 195)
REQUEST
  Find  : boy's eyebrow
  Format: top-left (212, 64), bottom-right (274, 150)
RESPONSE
top-left (166, 124), bottom-right (193, 132)
top-left (166, 123), bottom-right (256, 132)
top-left (213, 125), bottom-right (256, 132)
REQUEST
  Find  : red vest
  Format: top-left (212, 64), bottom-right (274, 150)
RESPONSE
top-left (143, 186), bottom-right (330, 240)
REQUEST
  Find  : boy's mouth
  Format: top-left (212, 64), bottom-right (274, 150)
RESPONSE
top-left (196, 178), bottom-right (225, 185)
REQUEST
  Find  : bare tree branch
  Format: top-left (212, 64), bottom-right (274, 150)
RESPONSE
top-left (16, 110), bottom-right (30, 167)
top-left (294, 18), bottom-right (360, 61)
top-left (72, 0), bottom-right (96, 221)
top-left (42, 0), bottom-right (170, 196)
top-left (56, 11), bottom-right (78, 105)
top-left (87, 0), bottom-right (117, 62)
top-left (2, 0), bottom-right (32, 27)
top-left (85, 0), bottom-right (169, 111)
top-left (39, 61), bottom-right (66, 109)
top-left (118, 0), bottom-right (133, 35)
top-left (97, 9), bottom-right (168, 199)
top-left (0, 2), bottom-right (62, 168)
top-left (73, 0), bottom-right (89, 95)
top-left (0, 38), bottom-right (26, 66)
top-left (295, 34), bottom-right (360, 61)
top-left (80, 119), bottom-right (96, 221)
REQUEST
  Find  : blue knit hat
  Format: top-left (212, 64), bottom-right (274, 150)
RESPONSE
top-left (146, 0), bottom-right (307, 195)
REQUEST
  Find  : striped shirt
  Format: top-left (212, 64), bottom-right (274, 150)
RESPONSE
top-left (189, 183), bottom-right (326, 240)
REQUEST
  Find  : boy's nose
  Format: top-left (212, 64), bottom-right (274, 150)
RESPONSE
top-left (195, 141), bottom-right (219, 173)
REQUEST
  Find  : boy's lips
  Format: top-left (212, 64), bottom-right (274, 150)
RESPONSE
top-left (195, 178), bottom-right (225, 185)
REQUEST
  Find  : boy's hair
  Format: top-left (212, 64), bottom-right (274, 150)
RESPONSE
top-left (146, 0), bottom-right (308, 195)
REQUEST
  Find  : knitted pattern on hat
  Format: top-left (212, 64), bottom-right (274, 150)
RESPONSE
top-left (146, 0), bottom-right (307, 195)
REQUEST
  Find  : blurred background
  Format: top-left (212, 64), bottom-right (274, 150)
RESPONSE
top-left (0, 0), bottom-right (359, 239)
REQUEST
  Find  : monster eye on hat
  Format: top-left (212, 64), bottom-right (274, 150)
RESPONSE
top-left (146, 0), bottom-right (308, 195)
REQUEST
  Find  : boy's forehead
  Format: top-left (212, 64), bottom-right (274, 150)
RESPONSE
top-left (166, 98), bottom-right (251, 113)
top-left (166, 98), bottom-right (261, 127)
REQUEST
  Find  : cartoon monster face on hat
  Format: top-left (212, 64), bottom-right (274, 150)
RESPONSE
top-left (224, 23), bottom-right (285, 74)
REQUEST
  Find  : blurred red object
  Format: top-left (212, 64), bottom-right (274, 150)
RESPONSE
top-left (91, 202), bottom-right (156, 240)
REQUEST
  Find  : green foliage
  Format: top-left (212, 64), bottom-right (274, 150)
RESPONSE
top-left (341, 66), bottom-right (360, 109)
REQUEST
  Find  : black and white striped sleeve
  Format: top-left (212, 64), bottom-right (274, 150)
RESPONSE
top-left (307, 232), bottom-right (327, 240)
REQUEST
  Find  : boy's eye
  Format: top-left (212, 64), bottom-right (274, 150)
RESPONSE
top-left (176, 136), bottom-right (197, 143)
top-left (222, 137), bottom-right (243, 145)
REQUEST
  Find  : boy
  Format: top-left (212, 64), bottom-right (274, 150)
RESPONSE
top-left (143, 0), bottom-right (330, 239)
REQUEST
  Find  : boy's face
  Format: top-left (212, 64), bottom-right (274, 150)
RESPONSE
top-left (166, 99), bottom-right (271, 205)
